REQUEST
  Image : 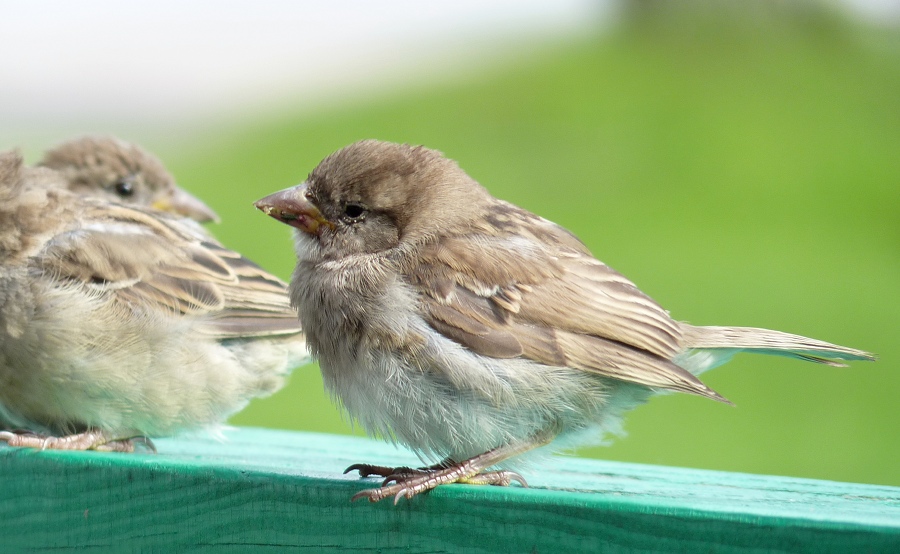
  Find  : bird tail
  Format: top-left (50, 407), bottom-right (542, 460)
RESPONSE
top-left (675, 324), bottom-right (875, 375)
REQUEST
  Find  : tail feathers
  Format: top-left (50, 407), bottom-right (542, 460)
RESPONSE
top-left (681, 325), bottom-right (876, 368)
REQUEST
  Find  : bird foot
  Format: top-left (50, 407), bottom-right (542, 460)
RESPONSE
top-left (0, 429), bottom-right (156, 453)
top-left (346, 460), bottom-right (527, 504)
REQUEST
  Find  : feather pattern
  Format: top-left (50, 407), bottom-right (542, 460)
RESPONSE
top-left (36, 200), bottom-right (302, 339)
top-left (406, 204), bottom-right (724, 401)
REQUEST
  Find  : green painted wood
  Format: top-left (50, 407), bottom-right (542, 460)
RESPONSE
top-left (1, 427), bottom-right (897, 553)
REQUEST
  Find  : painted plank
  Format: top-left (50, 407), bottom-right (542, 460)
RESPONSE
top-left (1, 427), bottom-right (897, 552)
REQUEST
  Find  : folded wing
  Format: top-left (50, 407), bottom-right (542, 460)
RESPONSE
top-left (37, 201), bottom-right (302, 340)
top-left (407, 203), bottom-right (726, 402)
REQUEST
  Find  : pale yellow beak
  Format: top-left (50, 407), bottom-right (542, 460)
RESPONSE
top-left (153, 187), bottom-right (220, 223)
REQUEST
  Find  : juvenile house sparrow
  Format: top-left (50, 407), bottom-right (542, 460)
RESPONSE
top-left (0, 151), bottom-right (308, 452)
top-left (38, 135), bottom-right (219, 223)
top-left (255, 139), bottom-right (875, 503)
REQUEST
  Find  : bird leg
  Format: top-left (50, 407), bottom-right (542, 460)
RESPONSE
top-left (0, 429), bottom-right (156, 453)
top-left (347, 435), bottom-right (550, 504)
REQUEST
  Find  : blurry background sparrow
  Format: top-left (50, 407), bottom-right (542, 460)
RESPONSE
top-left (256, 139), bottom-right (874, 503)
top-left (0, 150), bottom-right (308, 452)
top-left (38, 135), bottom-right (220, 224)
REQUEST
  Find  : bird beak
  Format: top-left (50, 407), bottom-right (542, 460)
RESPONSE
top-left (153, 187), bottom-right (220, 223)
top-left (254, 182), bottom-right (334, 235)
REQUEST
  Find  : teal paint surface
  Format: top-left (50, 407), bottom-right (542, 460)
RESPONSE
top-left (2, 428), bottom-right (897, 552)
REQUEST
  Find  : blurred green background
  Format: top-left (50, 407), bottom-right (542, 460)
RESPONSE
top-left (17, 2), bottom-right (900, 486)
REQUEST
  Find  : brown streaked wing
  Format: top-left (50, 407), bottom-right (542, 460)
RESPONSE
top-left (406, 204), bottom-right (718, 398)
top-left (411, 204), bottom-right (682, 357)
top-left (416, 282), bottom-right (724, 402)
top-left (518, 254), bottom-right (683, 359)
top-left (38, 205), bottom-right (302, 339)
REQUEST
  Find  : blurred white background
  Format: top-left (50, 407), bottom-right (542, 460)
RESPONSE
top-left (0, 1), bottom-right (606, 149)
top-left (1, 0), bottom-right (894, 151)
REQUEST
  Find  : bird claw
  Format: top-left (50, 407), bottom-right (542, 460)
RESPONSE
top-left (0, 429), bottom-right (154, 453)
top-left (350, 489), bottom-right (381, 503)
top-left (349, 483), bottom-right (413, 504)
top-left (381, 467), bottom-right (432, 486)
top-left (394, 488), bottom-right (411, 505)
top-left (344, 463), bottom-right (431, 484)
top-left (344, 463), bottom-right (398, 478)
top-left (128, 436), bottom-right (158, 454)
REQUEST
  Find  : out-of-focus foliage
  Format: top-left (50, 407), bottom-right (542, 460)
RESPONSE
top-left (167, 2), bottom-right (899, 486)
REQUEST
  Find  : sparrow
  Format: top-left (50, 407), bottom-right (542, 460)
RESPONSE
top-left (38, 135), bottom-right (219, 223)
top-left (0, 150), bottom-right (308, 452)
top-left (255, 139), bottom-right (875, 504)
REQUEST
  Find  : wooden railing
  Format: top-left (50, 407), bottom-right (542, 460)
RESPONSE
top-left (2, 427), bottom-right (897, 552)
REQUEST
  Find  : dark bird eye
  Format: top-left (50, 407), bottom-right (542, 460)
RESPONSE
top-left (343, 202), bottom-right (366, 222)
top-left (113, 179), bottom-right (135, 197)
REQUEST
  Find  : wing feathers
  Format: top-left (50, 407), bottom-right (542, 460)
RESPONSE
top-left (406, 201), bottom-right (706, 396)
top-left (37, 203), bottom-right (301, 339)
top-left (553, 330), bottom-right (727, 402)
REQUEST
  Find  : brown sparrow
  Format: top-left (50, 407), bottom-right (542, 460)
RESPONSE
top-left (38, 135), bottom-right (219, 223)
top-left (0, 150), bottom-right (308, 452)
top-left (255, 140), bottom-right (874, 503)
